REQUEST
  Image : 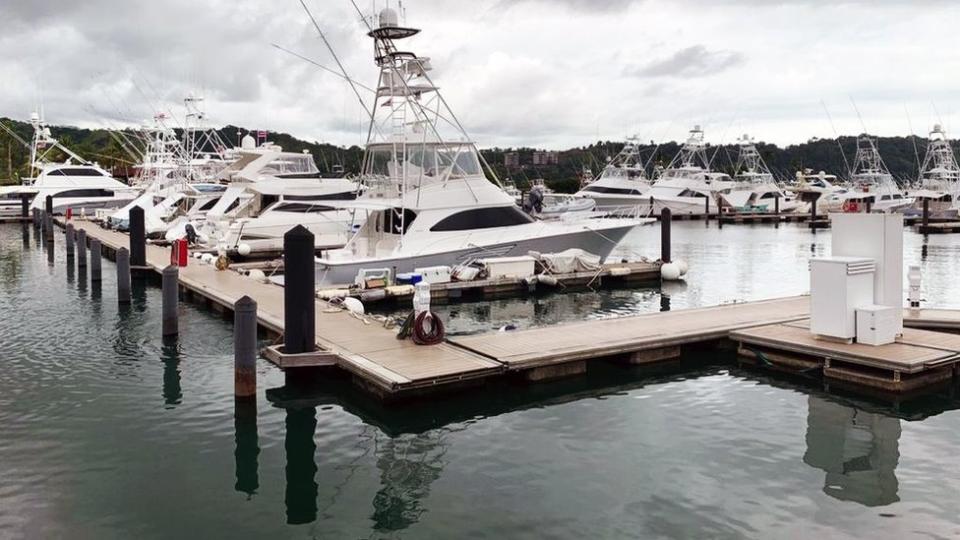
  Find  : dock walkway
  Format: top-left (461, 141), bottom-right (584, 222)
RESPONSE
top-left (59, 218), bottom-right (960, 398)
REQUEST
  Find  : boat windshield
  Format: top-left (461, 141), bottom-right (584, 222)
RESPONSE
top-left (366, 143), bottom-right (482, 181)
top-left (259, 155), bottom-right (318, 176)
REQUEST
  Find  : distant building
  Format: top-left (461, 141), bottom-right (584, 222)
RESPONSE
top-left (532, 150), bottom-right (559, 166)
top-left (504, 152), bottom-right (520, 168)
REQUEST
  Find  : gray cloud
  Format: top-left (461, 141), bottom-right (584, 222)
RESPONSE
top-left (628, 45), bottom-right (745, 78)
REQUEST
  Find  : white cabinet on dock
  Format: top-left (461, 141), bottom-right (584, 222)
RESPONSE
top-left (810, 257), bottom-right (876, 340)
top-left (856, 305), bottom-right (898, 346)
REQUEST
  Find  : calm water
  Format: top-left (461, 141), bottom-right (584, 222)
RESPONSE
top-left (2, 222), bottom-right (960, 539)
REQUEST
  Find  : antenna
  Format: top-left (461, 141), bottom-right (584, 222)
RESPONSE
top-left (820, 100), bottom-right (850, 177)
top-left (849, 96), bottom-right (868, 133)
top-left (904, 104), bottom-right (921, 182)
top-left (297, 0), bottom-right (375, 125)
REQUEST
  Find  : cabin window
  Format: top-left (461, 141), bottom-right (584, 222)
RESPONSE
top-left (274, 203), bottom-right (335, 213)
top-left (430, 206), bottom-right (533, 232)
top-left (197, 197), bottom-right (221, 211)
top-left (52, 189), bottom-right (115, 198)
top-left (677, 189), bottom-right (707, 198)
top-left (582, 186), bottom-right (643, 195)
top-left (49, 168), bottom-right (107, 177)
top-left (284, 192), bottom-right (357, 201)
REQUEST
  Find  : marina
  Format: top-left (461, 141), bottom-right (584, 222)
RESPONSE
top-left (3, 0), bottom-right (960, 538)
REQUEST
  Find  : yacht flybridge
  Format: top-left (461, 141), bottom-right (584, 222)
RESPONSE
top-left (721, 134), bottom-right (802, 214)
top-left (0, 111), bottom-right (136, 215)
top-left (908, 124), bottom-right (960, 218)
top-left (574, 137), bottom-right (651, 210)
top-left (314, 7), bottom-right (649, 286)
top-left (638, 126), bottom-right (733, 217)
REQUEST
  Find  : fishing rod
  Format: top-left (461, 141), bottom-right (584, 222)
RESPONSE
top-left (820, 100), bottom-right (850, 180)
top-left (271, 43), bottom-right (377, 95)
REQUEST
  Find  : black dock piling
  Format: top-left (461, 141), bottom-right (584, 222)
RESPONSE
top-left (234, 296), bottom-right (258, 398)
top-left (661, 208), bottom-right (672, 263)
top-left (65, 223), bottom-right (75, 258)
top-left (77, 229), bottom-right (87, 268)
top-left (283, 226), bottom-right (316, 354)
top-left (162, 266), bottom-right (179, 337)
top-left (117, 248), bottom-right (131, 304)
top-left (90, 239), bottom-right (102, 282)
top-left (44, 195), bottom-right (53, 216)
top-left (20, 194), bottom-right (30, 218)
top-left (44, 213), bottom-right (54, 244)
top-left (32, 208), bottom-right (39, 229)
top-left (129, 206), bottom-right (146, 268)
top-left (922, 199), bottom-right (930, 229)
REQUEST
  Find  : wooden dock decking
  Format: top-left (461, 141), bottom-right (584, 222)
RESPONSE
top-left (451, 296), bottom-right (811, 370)
top-left (56, 217), bottom-right (960, 399)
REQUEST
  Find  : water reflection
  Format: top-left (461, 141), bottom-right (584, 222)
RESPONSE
top-left (371, 434), bottom-right (445, 533)
top-left (160, 337), bottom-right (182, 406)
top-left (285, 406), bottom-right (318, 525)
top-left (234, 398), bottom-right (260, 497)
top-left (21, 223), bottom-right (29, 248)
top-left (803, 395), bottom-right (901, 507)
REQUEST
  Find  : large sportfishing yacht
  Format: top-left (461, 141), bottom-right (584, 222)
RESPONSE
top-left (0, 111), bottom-right (136, 215)
top-left (637, 126), bottom-right (734, 216)
top-left (314, 8), bottom-right (648, 285)
top-left (574, 137), bottom-right (651, 210)
top-left (822, 135), bottom-right (913, 213)
top-left (908, 124), bottom-right (960, 218)
top-left (721, 134), bottom-right (802, 214)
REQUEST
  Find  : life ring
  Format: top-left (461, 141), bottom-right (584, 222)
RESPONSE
top-left (841, 200), bottom-right (860, 213)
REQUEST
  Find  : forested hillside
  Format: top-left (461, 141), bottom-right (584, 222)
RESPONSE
top-left (1, 117), bottom-right (952, 192)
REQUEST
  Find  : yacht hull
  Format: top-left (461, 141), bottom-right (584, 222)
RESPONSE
top-left (315, 224), bottom-right (637, 286)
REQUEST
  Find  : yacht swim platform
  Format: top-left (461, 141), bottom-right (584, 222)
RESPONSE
top-left (55, 217), bottom-right (960, 400)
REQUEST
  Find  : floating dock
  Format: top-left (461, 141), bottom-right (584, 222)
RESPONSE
top-left (55, 217), bottom-right (960, 400)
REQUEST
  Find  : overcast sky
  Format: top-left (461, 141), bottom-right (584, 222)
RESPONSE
top-left (1, 0), bottom-right (958, 149)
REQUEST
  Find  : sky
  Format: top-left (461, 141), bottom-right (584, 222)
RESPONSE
top-left (1, 0), bottom-right (959, 149)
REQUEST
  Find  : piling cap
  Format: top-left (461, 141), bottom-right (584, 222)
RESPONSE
top-left (129, 205), bottom-right (144, 218)
top-left (284, 224), bottom-right (315, 241)
top-left (235, 295), bottom-right (257, 311)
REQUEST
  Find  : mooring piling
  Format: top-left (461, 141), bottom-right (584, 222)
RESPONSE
top-left (162, 265), bottom-right (179, 337)
top-left (661, 207), bottom-right (672, 263)
top-left (922, 199), bottom-right (930, 229)
top-left (129, 206), bottom-right (146, 268)
top-left (20, 194), bottom-right (30, 218)
top-left (234, 296), bottom-right (258, 398)
top-left (44, 212), bottom-right (54, 244)
top-left (65, 223), bottom-right (75, 258)
top-left (283, 226), bottom-right (316, 354)
top-left (77, 229), bottom-right (87, 268)
top-left (32, 208), bottom-right (39, 229)
top-left (90, 239), bottom-right (102, 282)
top-left (117, 247), bottom-right (131, 304)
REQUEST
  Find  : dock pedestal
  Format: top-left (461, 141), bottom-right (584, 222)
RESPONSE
top-left (162, 266), bottom-right (179, 337)
top-left (90, 239), bottom-right (102, 282)
top-left (234, 296), bottom-right (258, 398)
top-left (117, 248), bottom-right (131, 304)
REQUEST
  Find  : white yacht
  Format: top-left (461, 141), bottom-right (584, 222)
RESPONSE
top-left (637, 126), bottom-right (734, 216)
top-left (196, 140), bottom-right (362, 255)
top-left (721, 134), bottom-right (803, 214)
top-left (788, 169), bottom-right (847, 213)
top-left (908, 124), bottom-right (960, 218)
top-left (575, 137), bottom-right (651, 210)
top-left (314, 8), bottom-right (648, 286)
top-left (0, 111), bottom-right (137, 215)
top-left (822, 135), bottom-right (913, 213)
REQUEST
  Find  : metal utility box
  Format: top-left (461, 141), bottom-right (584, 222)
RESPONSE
top-left (810, 257), bottom-right (876, 340)
top-left (831, 214), bottom-right (904, 334)
top-left (856, 305), bottom-right (898, 346)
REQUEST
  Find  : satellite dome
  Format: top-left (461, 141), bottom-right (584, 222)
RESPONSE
top-left (241, 134), bottom-right (256, 149)
top-left (379, 7), bottom-right (398, 28)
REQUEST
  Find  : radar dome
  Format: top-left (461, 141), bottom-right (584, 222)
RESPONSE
top-left (379, 7), bottom-right (398, 28)
top-left (241, 134), bottom-right (256, 149)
